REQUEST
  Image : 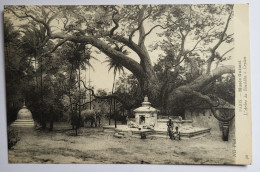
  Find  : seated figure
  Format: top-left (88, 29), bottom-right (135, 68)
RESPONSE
top-left (173, 126), bottom-right (181, 140)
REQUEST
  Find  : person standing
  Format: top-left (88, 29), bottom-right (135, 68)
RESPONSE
top-left (167, 119), bottom-right (174, 139)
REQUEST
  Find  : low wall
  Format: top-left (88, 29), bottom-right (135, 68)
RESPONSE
top-left (157, 119), bottom-right (193, 129)
top-left (185, 109), bottom-right (235, 138)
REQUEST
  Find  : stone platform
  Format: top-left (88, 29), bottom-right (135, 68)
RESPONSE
top-left (103, 125), bottom-right (211, 139)
top-left (10, 119), bottom-right (35, 128)
top-left (153, 126), bottom-right (211, 139)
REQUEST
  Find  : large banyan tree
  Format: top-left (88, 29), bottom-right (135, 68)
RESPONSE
top-left (5, 4), bottom-right (235, 122)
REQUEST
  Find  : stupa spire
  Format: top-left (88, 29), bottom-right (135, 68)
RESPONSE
top-left (144, 95), bottom-right (148, 102)
top-left (142, 95), bottom-right (151, 107)
top-left (22, 99), bottom-right (27, 108)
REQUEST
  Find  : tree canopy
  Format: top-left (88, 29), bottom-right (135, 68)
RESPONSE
top-left (4, 4), bottom-right (235, 123)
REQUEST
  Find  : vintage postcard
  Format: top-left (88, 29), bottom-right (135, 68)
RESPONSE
top-left (4, 4), bottom-right (251, 165)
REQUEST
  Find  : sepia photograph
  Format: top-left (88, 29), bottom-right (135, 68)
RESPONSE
top-left (3, 3), bottom-right (251, 165)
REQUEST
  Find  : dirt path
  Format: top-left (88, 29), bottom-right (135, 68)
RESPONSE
top-left (8, 127), bottom-right (235, 164)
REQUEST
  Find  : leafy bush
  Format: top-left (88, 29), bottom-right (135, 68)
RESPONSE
top-left (7, 128), bottom-right (20, 149)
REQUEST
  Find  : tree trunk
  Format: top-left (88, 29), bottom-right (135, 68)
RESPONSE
top-left (109, 99), bottom-right (112, 125)
top-left (206, 57), bottom-right (214, 74)
top-left (114, 99), bottom-right (117, 128)
top-left (98, 116), bottom-right (101, 127)
top-left (49, 114), bottom-right (54, 131)
top-left (49, 105), bottom-right (54, 131)
top-left (40, 55), bottom-right (46, 129)
top-left (75, 104), bottom-right (78, 136)
top-left (78, 64), bottom-right (82, 128)
top-left (112, 73), bottom-right (117, 128)
top-left (69, 64), bottom-right (74, 111)
top-left (34, 55), bottom-right (38, 90)
top-left (89, 62), bottom-right (92, 110)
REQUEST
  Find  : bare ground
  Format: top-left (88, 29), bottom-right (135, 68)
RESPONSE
top-left (8, 123), bottom-right (235, 165)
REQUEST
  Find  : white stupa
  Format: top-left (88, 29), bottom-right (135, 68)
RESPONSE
top-left (11, 102), bottom-right (35, 128)
top-left (133, 96), bottom-right (159, 127)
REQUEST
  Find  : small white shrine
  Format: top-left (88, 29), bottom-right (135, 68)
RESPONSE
top-left (133, 96), bottom-right (159, 128)
top-left (11, 102), bottom-right (35, 128)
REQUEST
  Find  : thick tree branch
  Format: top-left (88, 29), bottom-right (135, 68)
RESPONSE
top-left (191, 91), bottom-right (235, 122)
top-left (168, 65), bottom-right (235, 105)
top-left (220, 48), bottom-right (234, 59)
top-left (143, 24), bottom-right (167, 39)
top-left (64, 27), bottom-right (86, 35)
top-left (173, 27), bottom-right (214, 68)
top-left (9, 8), bottom-right (52, 37)
top-left (166, 65), bottom-right (235, 122)
top-left (212, 11), bottom-right (233, 52)
top-left (207, 11), bottom-right (233, 73)
top-left (110, 8), bottom-right (119, 36)
top-left (45, 35), bottom-right (144, 78)
top-left (189, 65), bottom-right (234, 90)
top-left (48, 38), bottom-right (68, 54)
top-left (109, 35), bottom-right (147, 61)
top-left (129, 6), bottom-right (151, 43)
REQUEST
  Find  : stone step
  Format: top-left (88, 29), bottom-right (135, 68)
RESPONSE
top-left (11, 123), bottom-right (34, 125)
top-left (12, 121), bottom-right (34, 124)
top-left (153, 127), bottom-right (211, 139)
top-left (11, 125), bottom-right (35, 127)
top-left (153, 130), bottom-right (167, 135)
top-left (11, 119), bottom-right (34, 122)
top-left (103, 126), bottom-right (116, 130)
top-left (147, 134), bottom-right (168, 138)
top-left (181, 128), bottom-right (211, 138)
top-left (132, 130), bottom-right (153, 135)
top-left (113, 133), bottom-right (124, 138)
top-left (11, 120), bottom-right (35, 127)
top-left (103, 129), bottom-right (115, 133)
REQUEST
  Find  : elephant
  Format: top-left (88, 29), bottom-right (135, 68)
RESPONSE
top-left (81, 109), bottom-right (102, 127)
